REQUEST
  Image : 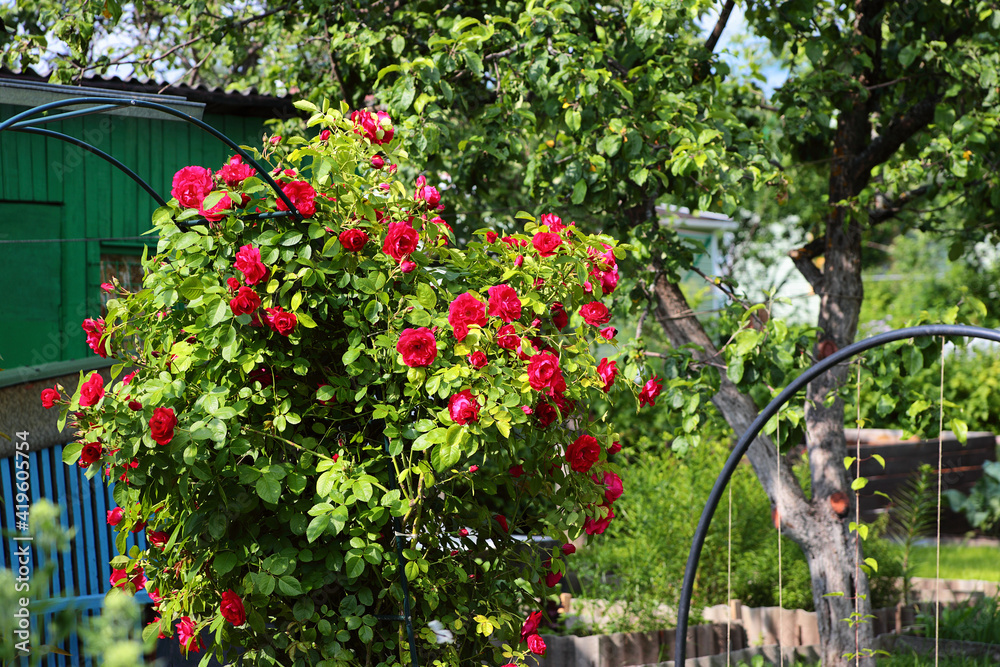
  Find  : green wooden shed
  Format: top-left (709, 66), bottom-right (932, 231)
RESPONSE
top-left (0, 72), bottom-right (293, 376)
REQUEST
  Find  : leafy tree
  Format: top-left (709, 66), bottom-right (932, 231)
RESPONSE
top-left (5, 1), bottom-right (1000, 665)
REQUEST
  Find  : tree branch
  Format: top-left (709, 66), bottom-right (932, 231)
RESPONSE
top-left (868, 185), bottom-right (930, 225)
top-left (484, 43), bottom-right (525, 61)
top-left (788, 237), bottom-right (826, 292)
top-left (704, 0), bottom-right (736, 54)
top-left (855, 93), bottom-right (939, 175)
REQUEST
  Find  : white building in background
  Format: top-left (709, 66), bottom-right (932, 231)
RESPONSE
top-left (656, 205), bottom-right (738, 312)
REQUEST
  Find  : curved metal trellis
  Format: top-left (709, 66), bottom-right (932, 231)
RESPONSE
top-left (1, 97), bottom-right (424, 665)
top-left (674, 323), bottom-right (1000, 664)
top-left (0, 96), bottom-right (305, 223)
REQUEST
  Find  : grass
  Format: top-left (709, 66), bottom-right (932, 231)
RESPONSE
top-left (908, 545), bottom-right (1000, 582)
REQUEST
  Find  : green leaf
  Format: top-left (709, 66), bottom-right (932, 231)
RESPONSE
top-left (843, 456), bottom-right (856, 470)
top-left (277, 575), bottom-right (303, 596)
top-left (329, 505), bottom-right (348, 535)
top-left (905, 345), bottom-right (923, 375)
top-left (565, 108), bottom-right (581, 132)
top-left (863, 557), bottom-right (878, 573)
top-left (412, 427), bottom-right (447, 451)
top-left (307, 514), bottom-right (330, 543)
top-left (571, 179), bottom-right (587, 205)
top-left (431, 425), bottom-right (464, 471)
top-left (850, 477), bottom-right (868, 491)
top-left (214, 552), bottom-right (238, 575)
top-left (950, 418), bottom-right (968, 443)
top-left (256, 475), bottom-right (281, 504)
top-left (416, 283), bottom-right (437, 309)
top-left (872, 454), bottom-right (885, 470)
top-left (345, 554), bottom-right (365, 579)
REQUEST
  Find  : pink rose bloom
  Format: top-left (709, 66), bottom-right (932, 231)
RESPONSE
top-left (171, 166), bottom-right (214, 209)
top-left (234, 245), bottom-right (268, 285)
top-left (496, 324), bottom-right (520, 350)
top-left (579, 302), bottom-right (611, 326)
top-left (175, 616), bottom-right (204, 653)
top-left (550, 302), bottom-right (569, 331)
top-left (566, 434), bottom-right (600, 473)
top-left (41, 387), bottom-right (60, 409)
top-left (468, 351), bottom-right (488, 368)
top-left (396, 328), bottom-right (438, 367)
top-left (383, 222), bottom-right (420, 264)
top-left (82, 318), bottom-right (109, 357)
top-left (351, 110), bottom-right (395, 144)
top-left (79, 373), bottom-right (105, 407)
top-left (487, 284), bottom-right (522, 322)
top-left (597, 358), bottom-right (618, 392)
top-left (539, 212), bottom-right (564, 231)
top-left (521, 611), bottom-right (543, 639)
top-left (276, 180), bottom-right (317, 217)
top-left (594, 470), bottom-right (624, 504)
top-left (198, 192), bottom-right (233, 222)
top-left (229, 286), bottom-right (261, 316)
top-left (526, 352), bottom-right (567, 396)
top-left (584, 505), bottom-right (615, 535)
top-left (527, 633), bottom-right (547, 655)
top-left (448, 390), bottom-right (480, 425)
top-left (216, 155), bottom-right (256, 187)
top-left (370, 155), bottom-right (384, 169)
top-left (599, 326), bottom-right (617, 340)
top-left (107, 507), bottom-right (125, 526)
top-left (485, 231), bottom-right (498, 243)
top-left (416, 184), bottom-right (441, 207)
top-left (638, 376), bottom-right (663, 408)
top-left (340, 228), bottom-right (369, 252)
top-left (448, 292), bottom-right (488, 341)
top-left (532, 232), bottom-right (563, 257)
top-left (264, 306), bottom-right (297, 336)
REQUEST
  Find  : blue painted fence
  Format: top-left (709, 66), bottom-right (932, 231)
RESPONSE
top-left (1, 442), bottom-right (151, 666)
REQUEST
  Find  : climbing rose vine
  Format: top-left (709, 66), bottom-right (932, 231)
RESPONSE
top-left (52, 100), bottom-right (647, 667)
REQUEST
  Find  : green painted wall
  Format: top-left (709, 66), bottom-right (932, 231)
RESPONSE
top-left (0, 103), bottom-right (268, 370)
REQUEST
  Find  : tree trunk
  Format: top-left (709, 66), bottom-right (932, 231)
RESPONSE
top-left (651, 273), bottom-right (875, 667)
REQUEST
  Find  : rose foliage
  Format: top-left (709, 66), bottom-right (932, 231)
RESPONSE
top-left (57, 100), bottom-right (644, 667)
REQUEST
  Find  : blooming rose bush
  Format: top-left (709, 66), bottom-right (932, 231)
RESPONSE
top-left (51, 100), bottom-right (654, 667)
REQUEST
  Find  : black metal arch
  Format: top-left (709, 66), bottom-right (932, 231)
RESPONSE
top-left (675, 323), bottom-right (1000, 664)
top-left (0, 96), bottom-right (304, 222)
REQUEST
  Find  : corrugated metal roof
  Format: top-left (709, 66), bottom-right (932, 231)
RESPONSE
top-left (0, 67), bottom-right (298, 118)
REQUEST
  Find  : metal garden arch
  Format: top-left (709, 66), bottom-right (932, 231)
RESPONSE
top-left (674, 323), bottom-right (1000, 665)
top-left (0, 96), bottom-right (424, 666)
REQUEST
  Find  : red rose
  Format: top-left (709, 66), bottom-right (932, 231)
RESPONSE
top-left (351, 110), bottom-right (394, 144)
top-left (198, 192), bottom-right (233, 222)
top-left (597, 358), bottom-right (618, 392)
top-left (148, 531), bottom-right (170, 548)
top-left (171, 166), bottom-right (214, 209)
top-left (78, 442), bottom-right (103, 467)
top-left (527, 633), bottom-right (546, 655)
top-left (229, 286), bottom-right (261, 316)
top-left (521, 611), bottom-right (543, 639)
top-left (566, 434), bottom-right (600, 473)
top-left (264, 306), bottom-right (297, 336)
top-left (41, 387), bottom-right (60, 409)
top-left (509, 464), bottom-right (525, 478)
top-left (550, 302), bottom-right (569, 331)
top-left (149, 407), bottom-right (178, 446)
top-left (370, 155), bottom-right (384, 169)
top-left (496, 324), bottom-right (520, 350)
top-left (468, 465), bottom-right (479, 473)
top-left (276, 180), bottom-right (317, 217)
top-left (234, 245), bottom-right (268, 285)
top-left (594, 470), bottom-right (624, 504)
top-left (175, 616), bottom-right (203, 653)
top-left (487, 284), bottom-right (522, 322)
top-left (638, 376), bottom-right (663, 408)
top-left (468, 351), bottom-right (488, 368)
top-left (226, 277), bottom-right (241, 291)
top-left (128, 400), bottom-right (143, 411)
top-left (599, 326), bottom-right (617, 340)
top-left (535, 401), bottom-right (559, 427)
top-left (459, 528), bottom-right (469, 537)
top-left (545, 570), bottom-right (562, 587)
top-left (584, 505), bottom-right (615, 535)
top-left (82, 318), bottom-right (109, 357)
top-left (579, 302), bottom-right (611, 326)
top-left (526, 352), bottom-right (567, 396)
top-left (216, 155), bottom-right (255, 188)
top-left (502, 236), bottom-right (528, 249)
top-left (79, 372), bottom-right (105, 407)
top-left (383, 221), bottom-right (420, 264)
top-left (448, 292), bottom-right (488, 341)
top-left (111, 565), bottom-right (146, 591)
top-left (248, 367), bottom-right (273, 387)
top-left (494, 514), bottom-right (509, 532)
top-left (532, 232), bottom-right (563, 257)
top-left (448, 390), bottom-right (481, 425)
top-left (396, 328), bottom-right (438, 367)
top-left (485, 231), bottom-right (498, 243)
top-left (320, 129), bottom-right (332, 141)
top-left (416, 185), bottom-right (441, 207)
top-left (107, 507), bottom-right (124, 526)
top-left (220, 590), bottom-right (246, 626)
top-left (607, 441), bottom-right (622, 455)
top-left (540, 212), bottom-right (569, 233)
top-left (340, 228), bottom-right (369, 252)
top-left (561, 543), bottom-right (577, 556)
